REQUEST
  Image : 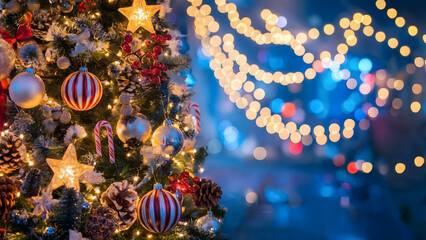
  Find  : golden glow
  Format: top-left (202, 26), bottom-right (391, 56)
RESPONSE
top-left (46, 144), bottom-right (94, 191)
top-left (410, 101), bottom-right (421, 113)
top-left (187, 0), bottom-right (425, 147)
top-left (376, 0), bottom-right (386, 10)
top-left (362, 162), bottom-right (373, 173)
top-left (395, 163), bottom-right (406, 174)
top-left (375, 31), bottom-right (386, 42)
top-left (118, 0), bottom-right (162, 33)
top-left (323, 24), bottom-right (335, 35)
top-left (414, 156), bottom-right (424, 167)
top-left (387, 38), bottom-right (398, 48)
top-left (395, 17), bottom-right (405, 27)
top-left (412, 83), bottom-right (422, 94)
top-left (400, 46), bottom-right (410, 56)
top-left (408, 26), bottom-right (418, 36)
top-left (386, 8), bottom-right (397, 19)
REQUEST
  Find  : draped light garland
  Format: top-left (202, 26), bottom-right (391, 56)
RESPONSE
top-left (186, 0), bottom-right (425, 146)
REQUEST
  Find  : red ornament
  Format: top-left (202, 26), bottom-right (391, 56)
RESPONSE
top-left (165, 34), bottom-right (172, 40)
top-left (137, 184), bottom-right (181, 233)
top-left (153, 46), bottom-right (162, 55)
top-left (151, 76), bottom-right (160, 85)
top-left (61, 67), bottom-right (103, 111)
top-left (121, 42), bottom-right (131, 54)
top-left (131, 61), bottom-right (141, 70)
top-left (124, 34), bottom-right (133, 43)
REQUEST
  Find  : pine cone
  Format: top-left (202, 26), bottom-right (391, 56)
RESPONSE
top-left (0, 133), bottom-right (25, 173)
top-left (20, 169), bottom-right (41, 198)
top-left (101, 180), bottom-right (138, 231)
top-left (193, 179), bottom-right (222, 209)
top-left (85, 207), bottom-right (119, 240)
top-left (0, 177), bottom-right (19, 220)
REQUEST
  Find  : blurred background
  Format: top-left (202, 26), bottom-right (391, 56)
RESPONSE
top-left (169, 0), bottom-right (426, 239)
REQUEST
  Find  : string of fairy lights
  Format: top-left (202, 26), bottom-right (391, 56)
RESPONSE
top-left (186, 0), bottom-right (425, 175)
top-left (186, 0), bottom-right (425, 147)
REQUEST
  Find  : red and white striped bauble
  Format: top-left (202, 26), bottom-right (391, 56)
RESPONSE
top-left (61, 67), bottom-right (103, 111)
top-left (137, 184), bottom-right (181, 233)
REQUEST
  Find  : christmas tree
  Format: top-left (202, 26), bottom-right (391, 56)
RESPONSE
top-left (0, 0), bottom-right (226, 239)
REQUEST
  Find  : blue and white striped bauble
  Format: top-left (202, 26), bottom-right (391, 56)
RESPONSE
top-left (137, 184), bottom-right (182, 233)
top-left (61, 67), bottom-right (102, 111)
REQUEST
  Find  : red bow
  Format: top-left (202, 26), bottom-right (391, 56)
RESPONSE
top-left (0, 12), bottom-right (33, 45)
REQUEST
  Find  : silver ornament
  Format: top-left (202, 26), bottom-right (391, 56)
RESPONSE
top-left (9, 69), bottom-right (45, 109)
top-left (195, 211), bottom-right (221, 235)
top-left (152, 120), bottom-right (184, 157)
top-left (57, 56), bottom-right (71, 70)
top-left (116, 113), bottom-right (152, 143)
top-left (0, 39), bottom-right (15, 80)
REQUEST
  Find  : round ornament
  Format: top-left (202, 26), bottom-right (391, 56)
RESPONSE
top-left (0, 39), bottom-right (15, 80)
top-left (57, 56), bottom-right (71, 69)
top-left (61, 67), bottom-right (103, 111)
top-left (81, 202), bottom-right (91, 212)
top-left (152, 120), bottom-right (184, 157)
top-left (59, 0), bottom-right (74, 13)
top-left (116, 113), bottom-right (151, 144)
top-left (137, 184), bottom-right (181, 233)
top-left (5, 0), bottom-right (21, 13)
top-left (9, 68), bottom-right (45, 109)
top-left (44, 226), bottom-right (54, 236)
top-left (27, 0), bottom-right (40, 11)
top-left (195, 211), bottom-right (221, 235)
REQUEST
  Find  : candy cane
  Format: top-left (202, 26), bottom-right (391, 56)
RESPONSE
top-left (94, 121), bottom-right (115, 164)
top-left (186, 102), bottom-right (201, 133)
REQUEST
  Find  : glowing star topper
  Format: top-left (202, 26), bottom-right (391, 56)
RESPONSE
top-left (118, 0), bottom-right (162, 33)
top-left (46, 144), bottom-right (94, 192)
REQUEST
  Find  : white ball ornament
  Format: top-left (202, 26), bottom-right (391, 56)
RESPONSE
top-left (0, 39), bottom-right (16, 80)
top-left (9, 68), bottom-right (45, 109)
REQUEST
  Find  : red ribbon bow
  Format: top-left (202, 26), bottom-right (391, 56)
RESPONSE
top-left (0, 12), bottom-right (33, 46)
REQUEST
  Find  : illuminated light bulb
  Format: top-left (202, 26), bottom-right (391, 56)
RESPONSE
top-left (199, 168), bottom-right (204, 174)
top-left (29, 161), bottom-right (34, 166)
top-left (133, 176), bottom-right (139, 182)
top-left (127, 153), bottom-right (131, 157)
top-left (107, 104), bottom-right (112, 109)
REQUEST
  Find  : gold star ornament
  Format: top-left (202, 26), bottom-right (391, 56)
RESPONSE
top-left (118, 0), bottom-right (162, 33)
top-left (46, 144), bottom-right (94, 192)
